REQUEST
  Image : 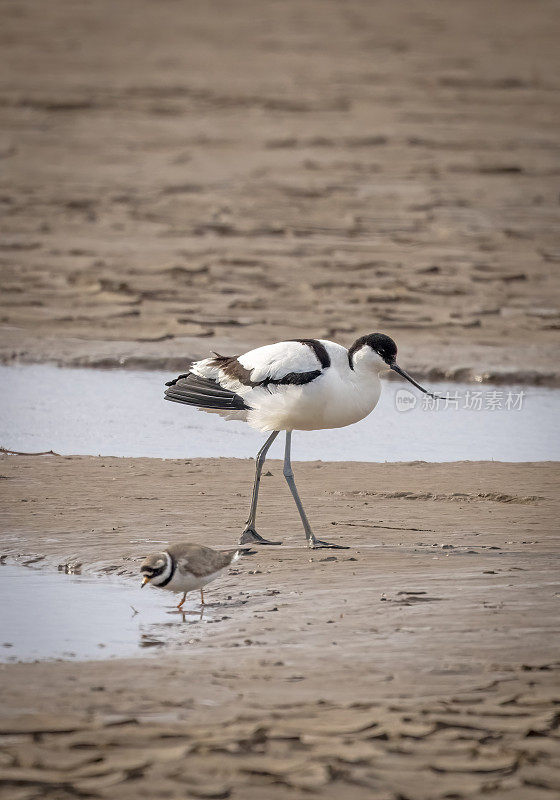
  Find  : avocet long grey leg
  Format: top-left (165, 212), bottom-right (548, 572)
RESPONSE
top-left (282, 431), bottom-right (348, 549)
top-left (239, 430), bottom-right (282, 545)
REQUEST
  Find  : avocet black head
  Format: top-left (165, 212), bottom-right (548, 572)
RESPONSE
top-left (348, 332), bottom-right (440, 399)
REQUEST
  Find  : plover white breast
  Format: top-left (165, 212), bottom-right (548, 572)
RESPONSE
top-left (141, 543), bottom-right (243, 607)
top-left (165, 334), bottom-right (441, 549)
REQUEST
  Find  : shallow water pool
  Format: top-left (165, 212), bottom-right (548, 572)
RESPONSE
top-left (0, 564), bottom-right (212, 663)
top-left (1, 364), bottom-right (558, 462)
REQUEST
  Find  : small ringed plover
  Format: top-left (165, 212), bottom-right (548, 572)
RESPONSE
top-left (141, 542), bottom-right (245, 608)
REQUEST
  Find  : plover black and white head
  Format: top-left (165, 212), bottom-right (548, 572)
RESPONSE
top-left (141, 542), bottom-right (244, 608)
top-left (165, 334), bottom-right (442, 549)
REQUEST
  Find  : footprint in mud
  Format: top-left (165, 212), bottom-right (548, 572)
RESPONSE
top-left (381, 590), bottom-right (446, 605)
top-left (139, 634), bottom-right (166, 648)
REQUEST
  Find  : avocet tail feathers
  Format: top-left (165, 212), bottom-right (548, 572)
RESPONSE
top-left (164, 373), bottom-right (249, 411)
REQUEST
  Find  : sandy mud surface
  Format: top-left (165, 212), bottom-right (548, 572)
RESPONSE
top-left (1, 0), bottom-right (560, 382)
top-left (1, 454), bottom-right (559, 798)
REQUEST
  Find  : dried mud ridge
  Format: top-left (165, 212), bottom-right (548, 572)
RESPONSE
top-left (1, 0), bottom-right (559, 381)
top-left (1, 670), bottom-right (559, 800)
top-left (336, 490), bottom-right (546, 505)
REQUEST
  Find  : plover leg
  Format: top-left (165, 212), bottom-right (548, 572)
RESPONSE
top-left (282, 431), bottom-right (348, 549)
top-left (200, 588), bottom-right (205, 605)
top-left (177, 592), bottom-right (187, 609)
top-left (240, 431), bottom-right (282, 545)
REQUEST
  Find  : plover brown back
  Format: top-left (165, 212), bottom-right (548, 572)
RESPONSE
top-left (141, 542), bottom-right (244, 607)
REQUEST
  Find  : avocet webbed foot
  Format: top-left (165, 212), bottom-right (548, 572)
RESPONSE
top-left (239, 527), bottom-right (282, 546)
top-left (308, 536), bottom-right (349, 550)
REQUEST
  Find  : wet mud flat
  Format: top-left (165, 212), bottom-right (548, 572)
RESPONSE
top-left (1, 454), bottom-right (559, 798)
top-left (1, 0), bottom-right (560, 383)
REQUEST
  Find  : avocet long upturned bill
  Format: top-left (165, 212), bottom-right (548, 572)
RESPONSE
top-left (165, 333), bottom-right (441, 549)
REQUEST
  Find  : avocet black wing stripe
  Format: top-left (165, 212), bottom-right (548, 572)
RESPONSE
top-left (267, 370), bottom-right (322, 386)
top-left (210, 339), bottom-right (330, 388)
top-left (164, 373), bottom-right (249, 410)
top-left (210, 355), bottom-right (324, 388)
